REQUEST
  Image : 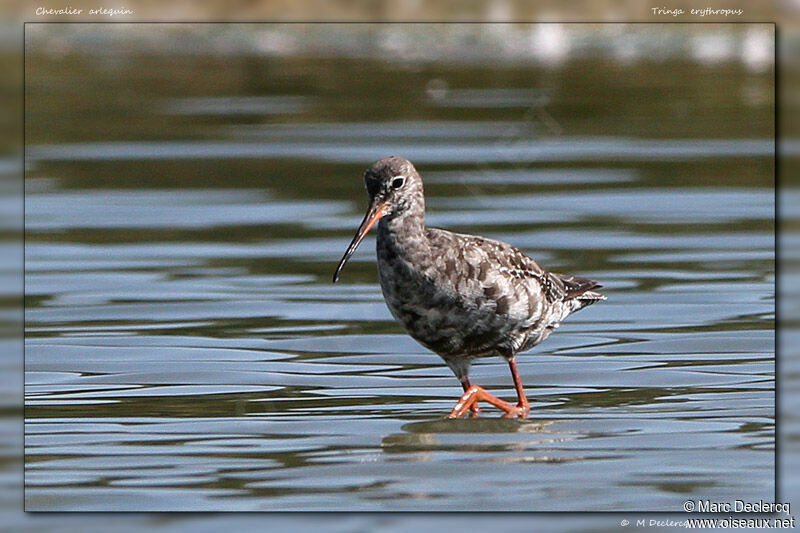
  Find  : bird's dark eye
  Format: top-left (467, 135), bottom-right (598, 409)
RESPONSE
top-left (391, 177), bottom-right (405, 189)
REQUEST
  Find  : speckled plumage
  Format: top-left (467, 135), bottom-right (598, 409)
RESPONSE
top-left (334, 156), bottom-right (605, 417)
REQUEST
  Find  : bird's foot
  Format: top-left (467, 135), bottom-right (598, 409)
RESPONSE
top-left (448, 385), bottom-right (529, 419)
top-left (501, 404), bottom-right (530, 419)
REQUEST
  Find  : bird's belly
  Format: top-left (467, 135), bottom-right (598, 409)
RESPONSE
top-left (377, 260), bottom-right (523, 357)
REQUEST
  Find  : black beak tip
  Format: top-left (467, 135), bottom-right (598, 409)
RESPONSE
top-left (332, 199), bottom-right (385, 285)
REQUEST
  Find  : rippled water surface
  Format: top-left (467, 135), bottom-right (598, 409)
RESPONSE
top-left (24, 29), bottom-right (774, 511)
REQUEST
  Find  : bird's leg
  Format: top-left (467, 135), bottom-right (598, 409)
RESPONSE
top-left (447, 360), bottom-right (530, 419)
top-left (448, 385), bottom-right (524, 418)
top-left (507, 358), bottom-right (530, 417)
top-left (459, 377), bottom-right (480, 416)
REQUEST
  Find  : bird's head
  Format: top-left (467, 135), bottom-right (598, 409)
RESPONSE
top-left (333, 156), bottom-right (424, 282)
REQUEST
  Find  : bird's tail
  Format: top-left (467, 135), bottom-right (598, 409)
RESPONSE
top-left (557, 274), bottom-right (605, 298)
top-left (576, 289), bottom-right (606, 302)
top-left (556, 274), bottom-right (606, 311)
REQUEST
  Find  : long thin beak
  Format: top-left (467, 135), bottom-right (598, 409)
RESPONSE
top-left (332, 199), bottom-right (388, 283)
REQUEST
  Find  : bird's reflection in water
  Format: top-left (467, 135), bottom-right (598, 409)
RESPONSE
top-left (402, 418), bottom-right (554, 435)
top-left (381, 418), bottom-right (575, 462)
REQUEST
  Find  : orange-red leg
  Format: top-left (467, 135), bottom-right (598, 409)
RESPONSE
top-left (508, 358), bottom-right (530, 416)
top-left (459, 377), bottom-right (480, 416)
top-left (448, 359), bottom-right (530, 419)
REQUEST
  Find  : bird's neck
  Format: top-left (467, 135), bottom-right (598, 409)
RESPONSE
top-left (377, 211), bottom-right (428, 260)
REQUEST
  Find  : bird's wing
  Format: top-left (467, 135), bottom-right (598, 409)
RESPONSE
top-left (438, 230), bottom-right (569, 303)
